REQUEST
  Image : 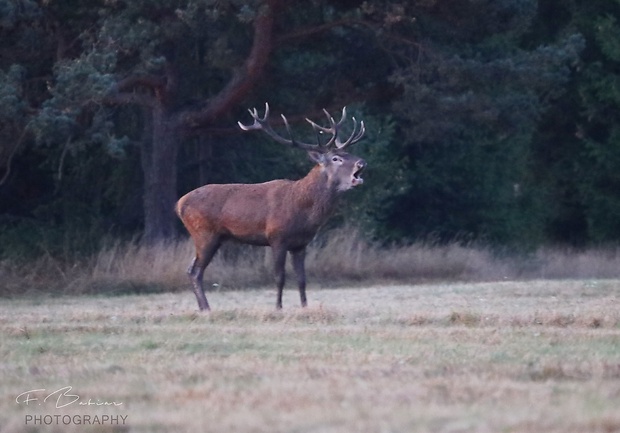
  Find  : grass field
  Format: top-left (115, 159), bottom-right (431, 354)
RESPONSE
top-left (2, 280), bottom-right (620, 433)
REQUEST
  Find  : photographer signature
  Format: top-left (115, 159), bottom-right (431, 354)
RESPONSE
top-left (16, 387), bottom-right (123, 409)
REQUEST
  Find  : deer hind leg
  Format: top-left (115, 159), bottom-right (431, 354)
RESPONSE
top-left (272, 245), bottom-right (287, 310)
top-left (188, 234), bottom-right (222, 311)
top-left (291, 248), bottom-right (307, 307)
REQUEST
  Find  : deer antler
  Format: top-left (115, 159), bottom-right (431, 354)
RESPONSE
top-left (238, 103), bottom-right (366, 152)
top-left (238, 103), bottom-right (318, 151)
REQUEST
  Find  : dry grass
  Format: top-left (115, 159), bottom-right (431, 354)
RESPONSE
top-left (3, 227), bottom-right (620, 297)
top-left (533, 247), bottom-right (620, 279)
top-left (1, 280), bottom-right (620, 433)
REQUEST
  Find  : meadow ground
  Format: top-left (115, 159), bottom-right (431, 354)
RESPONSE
top-left (2, 280), bottom-right (620, 433)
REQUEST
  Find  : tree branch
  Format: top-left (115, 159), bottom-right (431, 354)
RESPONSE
top-left (104, 91), bottom-right (157, 108)
top-left (116, 74), bottom-right (165, 92)
top-left (176, 0), bottom-right (281, 133)
top-left (0, 125), bottom-right (29, 187)
top-left (163, 60), bottom-right (179, 105)
top-left (276, 18), bottom-right (374, 44)
top-left (277, 17), bottom-right (421, 51)
top-left (104, 74), bottom-right (163, 108)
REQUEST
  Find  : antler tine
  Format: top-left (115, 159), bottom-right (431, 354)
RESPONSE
top-left (282, 113), bottom-right (327, 151)
top-left (304, 106), bottom-right (350, 149)
top-left (305, 117), bottom-right (336, 148)
top-left (356, 120), bottom-right (366, 142)
top-left (305, 117), bottom-right (331, 133)
top-left (280, 114), bottom-right (295, 144)
top-left (324, 109), bottom-right (336, 128)
top-left (238, 103), bottom-right (322, 151)
top-left (237, 102), bottom-right (270, 131)
top-left (334, 116), bottom-right (356, 148)
top-left (335, 117), bottom-right (366, 149)
top-left (336, 106), bottom-right (348, 128)
top-left (252, 102), bottom-right (269, 122)
top-left (238, 103), bottom-right (365, 152)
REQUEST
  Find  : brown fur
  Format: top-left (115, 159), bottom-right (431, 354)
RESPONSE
top-left (176, 154), bottom-right (365, 311)
top-left (177, 166), bottom-right (337, 248)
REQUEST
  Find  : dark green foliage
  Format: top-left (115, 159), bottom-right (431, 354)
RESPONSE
top-left (576, 4), bottom-right (620, 243)
top-left (2, 0), bottom-right (620, 264)
top-left (385, 1), bottom-right (583, 245)
top-left (530, 0), bottom-right (620, 245)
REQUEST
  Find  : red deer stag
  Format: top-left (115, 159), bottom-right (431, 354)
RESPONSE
top-left (176, 103), bottom-right (367, 311)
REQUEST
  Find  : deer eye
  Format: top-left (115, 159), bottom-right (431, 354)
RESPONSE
top-left (332, 156), bottom-right (341, 163)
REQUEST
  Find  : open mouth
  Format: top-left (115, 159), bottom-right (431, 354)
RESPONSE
top-left (352, 165), bottom-right (365, 186)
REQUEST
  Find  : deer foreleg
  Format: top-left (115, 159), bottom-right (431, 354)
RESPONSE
top-left (291, 248), bottom-right (307, 307)
top-left (272, 246), bottom-right (287, 309)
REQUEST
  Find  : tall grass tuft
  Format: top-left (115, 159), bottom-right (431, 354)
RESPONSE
top-left (305, 227), bottom-right (512, 282)
top-left (3, 226), bottom-right (620, 297)
top-left (534, 247), bottom-right (620, 279)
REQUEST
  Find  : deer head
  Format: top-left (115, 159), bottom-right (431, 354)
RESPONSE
top-left (238, 103), bottom-right (367, 192)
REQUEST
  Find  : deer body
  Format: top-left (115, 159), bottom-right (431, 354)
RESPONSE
top-left (177, 105), bottom-right (366, 311)
top-left (177, 166), bottom-right (339, 247)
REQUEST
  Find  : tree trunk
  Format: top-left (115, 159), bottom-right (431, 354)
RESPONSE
top-left (198, 135), bottom-right (212, 186)
top-left (141, 105), bottom-right (179, 244)
top-left (117, 0), bottom-right (280, 243)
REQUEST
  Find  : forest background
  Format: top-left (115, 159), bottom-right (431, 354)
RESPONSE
top-left (1, 0), bottom-right (620, 293)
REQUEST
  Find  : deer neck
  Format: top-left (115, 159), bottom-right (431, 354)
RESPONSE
top-left (293, 165), bottom-right (340, 220)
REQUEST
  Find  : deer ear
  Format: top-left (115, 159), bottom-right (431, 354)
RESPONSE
top-left (307, 150), bottom-right (326, 165)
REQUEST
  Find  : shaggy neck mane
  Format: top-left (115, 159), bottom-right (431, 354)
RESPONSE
top-left (292, 165), bottom-right (340, 221)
